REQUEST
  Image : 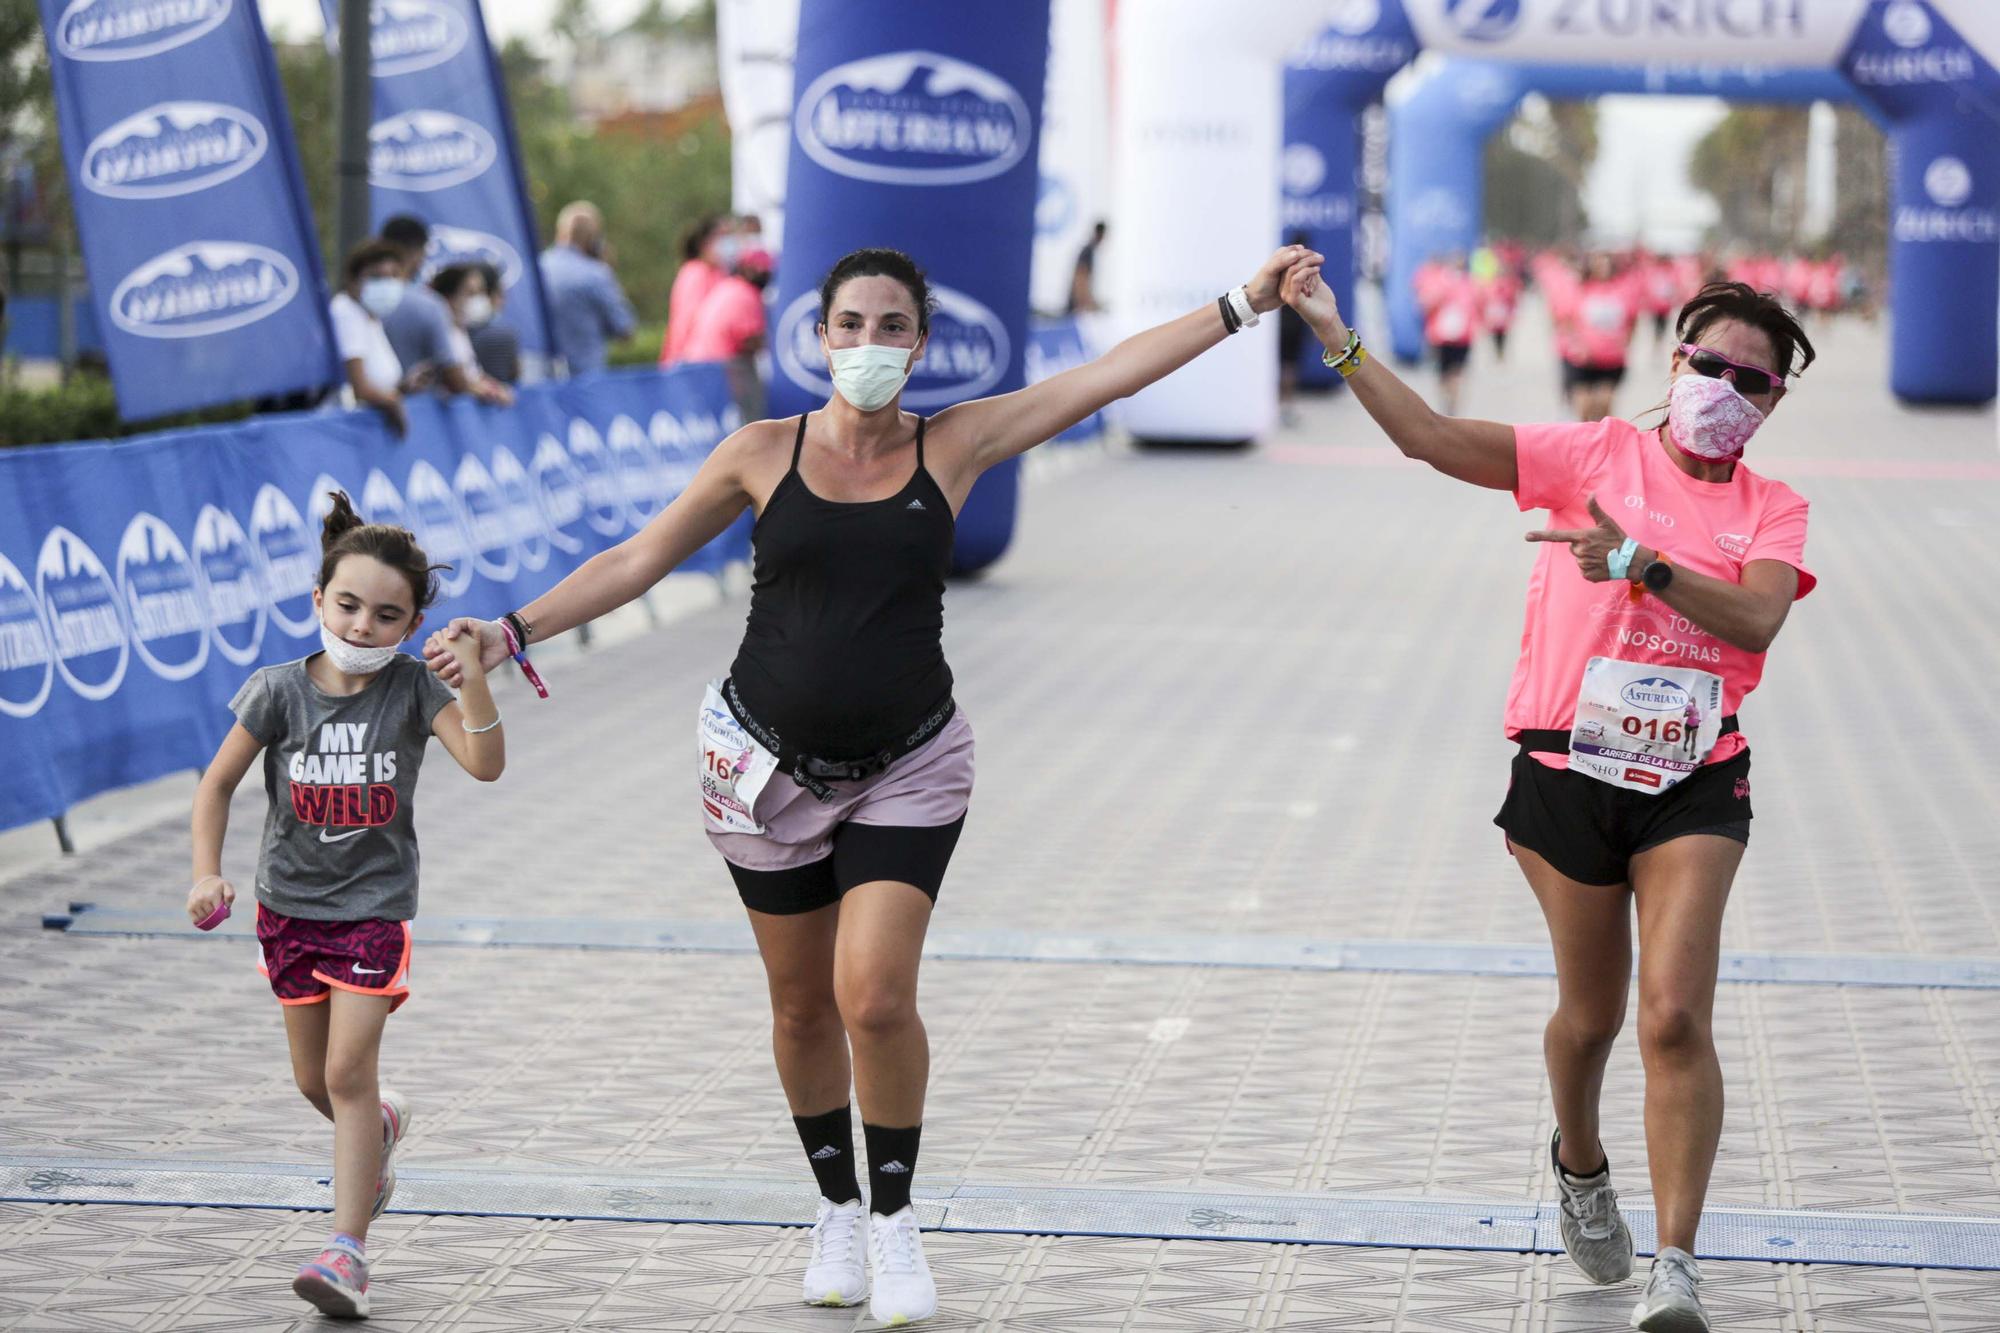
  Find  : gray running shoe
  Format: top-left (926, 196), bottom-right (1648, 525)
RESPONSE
top-left (1552, 1131), bottom-right (1635, 1284)
top-left (1630, 1246), bottom-right (1709, 1332)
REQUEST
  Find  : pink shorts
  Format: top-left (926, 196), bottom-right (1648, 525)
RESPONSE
top-left (256, 905), bottom-right (413, 1012)
top-left (706, 708), bottom-right (975, 913)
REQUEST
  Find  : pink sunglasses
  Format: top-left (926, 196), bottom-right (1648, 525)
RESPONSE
top-left (1678, 343), bottom-right (1783, 397)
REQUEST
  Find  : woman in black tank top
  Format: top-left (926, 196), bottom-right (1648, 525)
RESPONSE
top-left (425, 241), bottom-right (1320, 1323)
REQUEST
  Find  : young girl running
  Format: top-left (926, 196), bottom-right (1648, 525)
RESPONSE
top-left (185, 492), bottom-right (504, 1319)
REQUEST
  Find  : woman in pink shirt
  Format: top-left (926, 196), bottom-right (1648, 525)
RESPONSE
top-left (1561, 253), bottom-right (1642, 423)
top-left (1280, 262), bottom-right (1816, 1333)
top-left (660, 215), bottom-right (736, 366)
top-left (682, 249), bottom-right (775, 421)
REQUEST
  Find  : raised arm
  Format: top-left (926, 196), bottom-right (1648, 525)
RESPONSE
top-left (1282, 264), bottom-right (1518, 492)
top-left (423, 425), bottom-right (761, 685)
top-left (931, 245), bottom-right (1318, 482)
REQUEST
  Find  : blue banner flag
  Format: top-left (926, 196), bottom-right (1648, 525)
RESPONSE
top-left (38, 0), bottom-right (340, 420)
top-left (0, 367), bottom-right (744, 833)
top-left (769, 0), bottom-right (1050, 573)
top-left (322, 0), bottom-right (553, 359)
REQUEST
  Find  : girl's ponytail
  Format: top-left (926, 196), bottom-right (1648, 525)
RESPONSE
top-left (320, 489), bottom-right (367, 553)
top-left (315, 490), bottom-right (448, 612)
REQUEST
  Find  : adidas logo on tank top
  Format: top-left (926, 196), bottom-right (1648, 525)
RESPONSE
top-left (906, 498), bottom-right (925, 511)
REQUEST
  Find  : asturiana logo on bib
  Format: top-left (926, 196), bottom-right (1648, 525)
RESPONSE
top-left (1620, 677), bottom-right (1691, 712)
top-left (796, 51), bottom-right (1031, 186)
top-left (38, 526), bottom-right (130, 702)
top-left (369, 110), bottom-right (496, 191)
top-left (110, 242), bottom-right (298, 340)
top-left (778, 283), bottom-right (1010, 409)
top-left (83, 102), bottom-right (267, 200)
top-left (55, 0), bottom-right (231, 62)
top-left (370, 0), bottom-right (468, 76)
top-left (118, 512), bottom-right (209, 681)
top-left (0, 553), bottom-right (57, 719)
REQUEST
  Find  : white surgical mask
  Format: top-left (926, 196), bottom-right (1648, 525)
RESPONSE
top-left (1667, 372), bottom-right (1765, 462)
top-left (827, 342), bottom-right (915, 413)
top-left (461, 294), bottom-right (494, 328)
top-left (320, 621), bottom-right (401, 675)
top-left (359, 277), bottom-right (405, 320)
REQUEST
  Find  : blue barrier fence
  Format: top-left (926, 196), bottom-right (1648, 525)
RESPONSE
top-left (0, 365), bottom-right (744, 834)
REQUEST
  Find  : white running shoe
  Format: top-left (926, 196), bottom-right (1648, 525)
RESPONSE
top-left (1630, 1247), bottom-right (1710, 1332)
top-left (801, 1197), bottom-right (867, 1307)
top-left (867, 1206), bottom-right (938, 1326)
top-left (372, 1089), bottom-right (410, 1220)
top-left (1552, 1131), bottom-right (1634, 1284)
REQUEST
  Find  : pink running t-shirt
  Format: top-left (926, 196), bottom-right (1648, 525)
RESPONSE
top-left (1569, 279), bottom-right (1639, 368)
top-left (680, 275), bottom-right (767, 361)
top-left (1508, 417), bottom-right (1816, 771)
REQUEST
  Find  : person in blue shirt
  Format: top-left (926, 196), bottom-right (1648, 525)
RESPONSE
top-left (538, 201), bottom-right (637, 377)
top-left (376, 214), bottom-right (508, 405)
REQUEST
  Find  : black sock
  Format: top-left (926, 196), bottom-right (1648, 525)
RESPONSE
top-left (793, 1105), bottom-right (860, 1205)
top-left (863, 1122), bottom-right (921, 1217)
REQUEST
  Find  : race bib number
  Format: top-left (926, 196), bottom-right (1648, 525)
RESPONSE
top-left (697, 681), bottom-right (777, 834)
top-left (1584, 296), bottom-right (1626, 330)
top-left (1568, 657), bottom-right (1724, 795)
top-left (1435, 306), bottom-right (1469, 340)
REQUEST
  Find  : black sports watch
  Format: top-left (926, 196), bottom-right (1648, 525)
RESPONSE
top-left (1641, 554), bottom-right (1675, 592)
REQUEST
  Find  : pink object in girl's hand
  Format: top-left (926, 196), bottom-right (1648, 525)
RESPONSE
top-left (195, 900), bottom-right (232, 931)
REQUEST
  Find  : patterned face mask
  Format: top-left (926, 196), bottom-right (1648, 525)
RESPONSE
top-left (1667, 371), bottom-right (1765, 461)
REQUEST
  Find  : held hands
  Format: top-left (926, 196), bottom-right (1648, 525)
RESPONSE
top-left (1524, 495), bottom-right (1649, 583)
top-left (423, 618), bottom-right (508, 689)
top-left (1280, 261), bottom-right (1345, 343)
top-left (186, 874), bottom-right (235, 927)
top-left (1245, 244), bottom-right (1323, 315)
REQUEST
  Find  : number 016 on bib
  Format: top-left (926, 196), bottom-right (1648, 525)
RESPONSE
top-left (1568, 657), bottom-right (1725, 796)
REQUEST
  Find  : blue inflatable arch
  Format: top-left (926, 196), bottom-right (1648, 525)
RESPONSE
top-left (1284, 0), bottom-right (2000, 404)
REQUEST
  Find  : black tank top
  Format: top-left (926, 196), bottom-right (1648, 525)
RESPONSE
top-left (728, 413), bottom-right (955, 759)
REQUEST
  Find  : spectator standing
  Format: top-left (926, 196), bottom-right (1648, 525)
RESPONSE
top-left (467, 262), bottom-right (521, 385)
top-left (681, 247), bottom-right (774, 422)
top-left (540, 201), bottom-right (638, 377)
top-left (377, 214), bottom-right (481, 400)
top-left (328, 239), bottom-right (417, 435)
top-left (660, 214), bottom-right (735, 366)
top-left (429, 264), bottom-right (514, 406)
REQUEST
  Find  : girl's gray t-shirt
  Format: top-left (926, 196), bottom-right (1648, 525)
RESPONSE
top-left (231, 654), bottom-right (456, 921)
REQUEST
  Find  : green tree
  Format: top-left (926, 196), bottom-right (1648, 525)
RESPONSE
top-left (1688, 106), bottom-right (1812, 251)
top-left (1484, 97), bottom-right (1597, 243)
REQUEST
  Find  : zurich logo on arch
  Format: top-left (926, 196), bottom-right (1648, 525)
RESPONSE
top-left (1282, 144), bottom-right (1328, 197)
top-left (796, 50), bottom-right (1032, 186)
top-left (777, 282), bottom-right (1011, 409)
top-left (82, 102), bottom-right (268, 201)
top-left (1442, 0), bottom-right (1522, 42)
top-left (1925, 156), bottom-right (1972, 208)
top-left (1882, 0), bottom-right (1932, 50)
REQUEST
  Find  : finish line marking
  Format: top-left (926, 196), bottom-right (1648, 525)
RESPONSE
top-left (3, 1154), bottom-right (1995, 1272)
top-left (42, 905), bottom-right (2000, 990)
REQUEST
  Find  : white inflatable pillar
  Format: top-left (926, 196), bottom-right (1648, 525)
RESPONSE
top-left (1111, 1), bottom-right (1337, 442)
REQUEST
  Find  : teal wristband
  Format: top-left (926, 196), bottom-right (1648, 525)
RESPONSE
top-left (1606, 537), bottom-right (1640, 582)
